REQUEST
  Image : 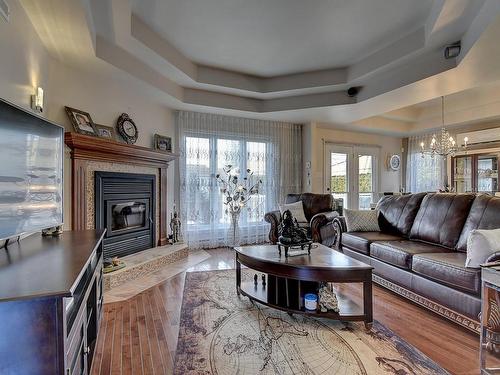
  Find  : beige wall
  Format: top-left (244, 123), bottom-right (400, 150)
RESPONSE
top-left (0, 2), bottom-right (176, 230)
top-left (303, 123), bottom-right (403, 196)
top-left (47, 60), bottom-right (176, 229)
top-left (0, 0), bottom-right (50, 111)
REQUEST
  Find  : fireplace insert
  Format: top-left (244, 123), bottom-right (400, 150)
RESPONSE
top-left (95, 172), bottom-right (156, 258)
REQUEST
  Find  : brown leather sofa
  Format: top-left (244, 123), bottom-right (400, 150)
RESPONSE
top-left (265, 193), bottom-right (339, 247)
top-left (333, 193), bottom-right (500, 331)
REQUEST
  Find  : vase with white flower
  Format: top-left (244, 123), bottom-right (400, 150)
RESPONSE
top-left (215, 165), bottom-right (262, 246)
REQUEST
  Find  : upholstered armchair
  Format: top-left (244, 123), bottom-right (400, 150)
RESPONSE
top-left (264, 193), bottom-right (341, 247)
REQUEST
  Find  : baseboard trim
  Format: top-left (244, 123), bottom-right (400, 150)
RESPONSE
top-left (372, 274), bottom-right (480, 333)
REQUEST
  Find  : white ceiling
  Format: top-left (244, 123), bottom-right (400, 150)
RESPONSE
top-left (17, 0), bottom-right (500, 135)
top-left (131, 0), bottom-right (433, 77)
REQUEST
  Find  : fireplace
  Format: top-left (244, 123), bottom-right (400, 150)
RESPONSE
top-left (95, 172), bottom-right (156, 258)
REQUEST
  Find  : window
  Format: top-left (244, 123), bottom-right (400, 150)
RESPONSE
top-left (184, 135), bottom-right (270, 231)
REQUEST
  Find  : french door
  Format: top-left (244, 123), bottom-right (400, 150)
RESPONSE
top-left (324, 144), bottom-right (378, 210)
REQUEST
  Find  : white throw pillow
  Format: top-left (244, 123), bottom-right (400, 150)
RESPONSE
top-left (279, 201), bottom-right (308, 223)
top-left (344, 208), bottom-right (380, 232)
top-left (466, 228), bottom-right (500, 268)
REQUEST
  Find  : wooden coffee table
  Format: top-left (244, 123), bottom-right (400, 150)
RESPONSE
top-left (234, 243), bottom-right (374, 329)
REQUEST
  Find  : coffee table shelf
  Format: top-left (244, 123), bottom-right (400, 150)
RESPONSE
top-left (239, 280), bottom-right (365, 321)
top-left (235, 244), bottom-right (373, 329)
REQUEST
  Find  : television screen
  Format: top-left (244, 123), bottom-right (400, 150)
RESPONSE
top-left (0, 99), bottom-right (64, 240)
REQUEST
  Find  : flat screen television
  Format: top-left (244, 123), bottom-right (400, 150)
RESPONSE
top-left (0, 98), bottom-right (64, 240)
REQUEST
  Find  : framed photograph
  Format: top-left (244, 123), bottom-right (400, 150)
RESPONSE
top-left (65, 106), bottom-right (98, 136)
top-left (95, 124), bottom-right (117, 140)
top-left (154, 134), bottom-right (172, 152)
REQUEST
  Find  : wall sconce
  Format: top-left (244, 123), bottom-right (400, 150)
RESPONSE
top-left (31, 87), bottom-right (44, 113)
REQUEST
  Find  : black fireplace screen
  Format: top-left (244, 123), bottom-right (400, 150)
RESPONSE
top-left (111, 201), bottom-right (146, 231)
top-left (95, 172), bottom-right (156, 258)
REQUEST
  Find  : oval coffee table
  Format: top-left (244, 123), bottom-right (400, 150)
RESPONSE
top-left (234, 243), bottom-right (374, 329)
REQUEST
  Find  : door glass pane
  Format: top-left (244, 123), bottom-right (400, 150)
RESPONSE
top-left (330, 152), bottom-right (348, 208)
top-left (358, 155), bottom-right (373, 210)
top-left (246, 141), bottom-right (266, 223)
top-left (477, 155), bottom-right (499, 194)
top-left (453, 156), bottom-right (473, 193)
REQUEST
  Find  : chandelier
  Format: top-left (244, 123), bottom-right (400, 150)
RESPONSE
top-left (420, 96), bottom-right (468, 158)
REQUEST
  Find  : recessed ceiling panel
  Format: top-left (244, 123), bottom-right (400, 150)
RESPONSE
top-left (132, 0), bottom-right (433, 77)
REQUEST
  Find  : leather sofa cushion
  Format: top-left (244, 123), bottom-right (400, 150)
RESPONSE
top-left (409, 193), bottom-right (476, 248)
top-left (342, 232), bottom-right (403, 255)
top-left (376, 193), bottom-right (426, 236)
top-left (412, 252), bottom-right (481, 295)
top-left (370, 240), bottom-right (450, 270)
top-left (286, 193), bottom-right (332, 222)
top-left (456, 194), bottom-right (500, 252)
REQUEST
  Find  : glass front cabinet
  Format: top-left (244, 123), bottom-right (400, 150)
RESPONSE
top-left (451, 152), bottom-right (499, 194)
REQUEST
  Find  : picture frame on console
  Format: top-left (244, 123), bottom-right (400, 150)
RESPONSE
top-left (65, 106), bottom-right (98, 136)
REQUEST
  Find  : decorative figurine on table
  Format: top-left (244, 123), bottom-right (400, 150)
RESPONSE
top-left (318, 282), bottom-right (340, 313)
top-left (277, 210), bottom-right (312, 257)
top-left (170, 206), bottom-right (182, 244)
top-left (42, 225), bottom-right (63, 237)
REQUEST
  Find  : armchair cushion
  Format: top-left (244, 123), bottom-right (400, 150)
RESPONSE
top-left (279, 200), bottom-right (307, 223)
top-left (285, 193), bottom-right (332, 222)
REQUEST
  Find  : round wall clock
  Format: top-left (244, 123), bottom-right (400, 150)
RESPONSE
top-left (389, 154), bottom-right (401, 171)
top-left (117, 113), bottom-right (138, 144)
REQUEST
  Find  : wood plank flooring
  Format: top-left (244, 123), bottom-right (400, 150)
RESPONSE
top-left (91, 248), bottom-right (479, 375)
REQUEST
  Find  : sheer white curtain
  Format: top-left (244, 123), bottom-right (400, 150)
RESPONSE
top-left (406, 133), bottom-right (446, 193)
top-left (177, 111), bottom-right (302, 248)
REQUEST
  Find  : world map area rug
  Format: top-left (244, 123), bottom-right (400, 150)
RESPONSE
top-left (174, 270), bottom-right (449, 375)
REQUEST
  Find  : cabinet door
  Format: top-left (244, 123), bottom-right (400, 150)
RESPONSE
top-left (67, 320), bottom-right (86, 375)
top-left (453, 156), bottom-right (473, 192)
top-left (477, 154), bottom-right (499, 194)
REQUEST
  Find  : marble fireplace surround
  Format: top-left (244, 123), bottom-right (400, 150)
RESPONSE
top-left (65, 132), bottom-right (178, 246)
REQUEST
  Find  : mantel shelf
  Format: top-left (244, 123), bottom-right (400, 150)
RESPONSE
top-left (64, 132), bottom-right (178, 167)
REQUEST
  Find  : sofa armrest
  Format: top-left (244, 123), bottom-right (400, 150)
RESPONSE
top-left (331, 216), bottom-right (347, 250)
top-left (310, 211), bottom-right (339, 243)
top-left (264, 210), bottom-right (281, 244)
top-left (486, 252), bottom-right (500, 263)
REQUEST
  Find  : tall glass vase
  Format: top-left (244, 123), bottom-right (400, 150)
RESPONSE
top-left (226, 210), bottom-right (241, 247)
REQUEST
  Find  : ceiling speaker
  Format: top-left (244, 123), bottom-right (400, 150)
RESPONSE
top-left (0, 0), bottom-right (9, 22)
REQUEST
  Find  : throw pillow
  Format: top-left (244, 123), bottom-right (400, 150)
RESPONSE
top-left (466, 228), bottom-right (500, 268)
top-left (279, 201), bottom-right (308, 223)
top-left (344, 208), bottom-right (380, 232)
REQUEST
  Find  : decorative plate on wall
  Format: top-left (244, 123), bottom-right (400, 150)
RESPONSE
top-left (388, 154), bottom-right (401, 171)
top-left (116, 113), bottom-right (138, 144)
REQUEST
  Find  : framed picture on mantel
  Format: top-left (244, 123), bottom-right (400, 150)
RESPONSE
top-left (65, 106), bottom-right (98, 136)
top-left (154, 134), bottom-right (172, 152)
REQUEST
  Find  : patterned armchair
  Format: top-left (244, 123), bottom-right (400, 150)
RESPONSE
top-left (264, 193), bottom-right (342, 247)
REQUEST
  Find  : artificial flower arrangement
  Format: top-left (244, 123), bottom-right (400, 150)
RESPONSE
top-left (215, 165), bottom-right (263, 216)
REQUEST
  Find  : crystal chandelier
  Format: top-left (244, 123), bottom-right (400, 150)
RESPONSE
top-left (420, 96), bottom-right (468, 158)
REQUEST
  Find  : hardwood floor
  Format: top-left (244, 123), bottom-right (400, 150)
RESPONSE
top-left (91, 248), bottom-right (479, 375)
